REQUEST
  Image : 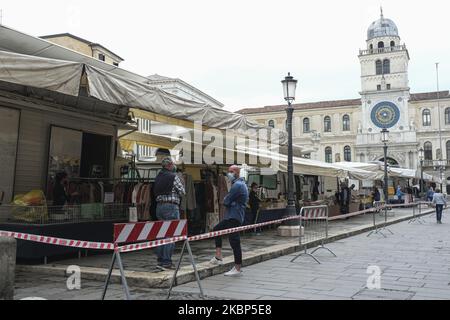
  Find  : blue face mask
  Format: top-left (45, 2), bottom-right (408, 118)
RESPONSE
top-left (227, 172), bottom-right (236, 182)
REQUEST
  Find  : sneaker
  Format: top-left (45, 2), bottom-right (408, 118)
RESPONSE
top-left (209, 257), bottom-right (224, 266)
top-left (224, 267), bottom-right (243, 277)
top-left (156, 264), bottom-right (175, 271)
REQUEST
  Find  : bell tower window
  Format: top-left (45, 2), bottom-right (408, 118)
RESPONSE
top-left (376, 60), bottom-right (383, 75)
top-left (383, 59), bottom-right (390, 74)
top-left (378, 41), bottom-right (385, 49)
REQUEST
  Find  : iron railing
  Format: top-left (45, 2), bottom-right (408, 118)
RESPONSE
top-left (0, 203), bottom-right (136, 224)
top-left (359, 45), bottom-right (407, 56)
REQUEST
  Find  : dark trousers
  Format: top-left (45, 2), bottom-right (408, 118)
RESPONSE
top-left (213, 219), bottom-right (242, 265)
top-left (340, 203), bottom-right (349, 215)
top-left (436, 204), bottom-right (444, 222)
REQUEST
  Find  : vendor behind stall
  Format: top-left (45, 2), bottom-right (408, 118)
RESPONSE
top-left (248, 183), bottom-right (261, 224)
top-left (339, 183), bottom-right (355, 215)
top-left (372, 187), bottom-right (381, 202)
top-left (53, 172), bottom-right (69, 208)
top-left (52, 172), bottom-right (78, 212)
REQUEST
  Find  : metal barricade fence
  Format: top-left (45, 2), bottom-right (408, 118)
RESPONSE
top-left (367, 201), bottom-right (387, 238)
top-left (101, 219), bottom-right (203, 301)
top-left (291, 205), bottom-right (336, 264)
top-left (409, 200), bottom-right (428, 224)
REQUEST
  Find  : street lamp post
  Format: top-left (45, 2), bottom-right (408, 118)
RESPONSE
top-left (281, 73), bottom-right (298, 224)
top-left (381, 128), bottom-right (393, 235)
top-left (381, 128), bottom-right (389, 205)
top-left (418, 148), bottom-right (424, 195)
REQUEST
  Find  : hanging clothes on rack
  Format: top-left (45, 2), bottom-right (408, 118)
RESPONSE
top-left (217, 174), bottom-right (229, 221)
top-left (184, 174), bottom-right (196, 211)
top-left (138, 183), bottom-right (151, 221)
top-left (205, 177), bottom-right (220, 231)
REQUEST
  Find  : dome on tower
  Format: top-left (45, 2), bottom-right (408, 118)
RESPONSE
top-left (367, 9), bottom-right (399, 40)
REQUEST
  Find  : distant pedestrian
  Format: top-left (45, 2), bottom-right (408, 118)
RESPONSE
top-left (153, 158), bottom-right (185, 270)
top-left (405, 186), bottom-right (413, 204)
top-left (396, 186), bottom-right (405, 202)
top-left (426, 187), bottom-right (435, 202)
top-left (432, 189), bottom-right (447, 224)
top-left (209, 165), bottom-right (249, 277)
top-left (372, 186), bottom-right (381, 202)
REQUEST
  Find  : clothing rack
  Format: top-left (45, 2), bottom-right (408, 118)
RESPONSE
top-left (66, 177), bottom-right (153, 183)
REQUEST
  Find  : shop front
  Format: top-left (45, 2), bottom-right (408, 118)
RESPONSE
top-left (0, 51), bottom-right (133, 260)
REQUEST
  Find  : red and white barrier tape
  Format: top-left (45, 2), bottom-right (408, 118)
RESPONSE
top-left (1, 202), bottom-right (430, 254)
top-left (328, 207), bottom-right (376, 221)
top-left (120, 215), bottom-right (301, 252)
top-left (187, 215), bottom-right (299, 242)
top-left (118, 236), bottom-right (187, 253)
top-left (187, 218), bottom-right (292, 242)
top-left (0, 230), bottom-right (115, 250)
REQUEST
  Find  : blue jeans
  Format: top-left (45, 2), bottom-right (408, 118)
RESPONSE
top-left (436, 204), bottom-right (444, 222)
top-left (156, 203), bottom-right (180, 266)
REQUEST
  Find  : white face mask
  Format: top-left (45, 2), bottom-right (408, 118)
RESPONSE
top-left (227, 172), bottom-right (236, 181)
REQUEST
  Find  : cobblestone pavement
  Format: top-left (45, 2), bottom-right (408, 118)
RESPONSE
top-left (27, 206), bottom-right (427, 274)
top-left (13, 271), bottom-right (215, 300)
top-left (171, 210), bottom-right (450, 300)
top-left (13, 207), bottom-right (445, 300)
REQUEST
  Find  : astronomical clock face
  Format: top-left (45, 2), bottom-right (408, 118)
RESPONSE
top-left (370, 101), bottom-right (400, 129)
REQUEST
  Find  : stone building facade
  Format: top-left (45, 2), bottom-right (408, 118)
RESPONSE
top-left (238, 11), bottom-right (450, 183)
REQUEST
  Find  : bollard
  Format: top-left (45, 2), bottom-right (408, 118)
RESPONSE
top-left (0, 236), bottom-right (16, 300)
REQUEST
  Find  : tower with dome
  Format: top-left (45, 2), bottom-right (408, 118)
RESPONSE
top-left (356, 8), bottom-right (416, 165)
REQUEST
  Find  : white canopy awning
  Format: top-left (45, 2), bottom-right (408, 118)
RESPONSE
top-left (0, 49), bottom-right (288, 145)
top-left (0, 24), bottom-right (289, 145)
top-left (333, 162), bottom-right (384, 180)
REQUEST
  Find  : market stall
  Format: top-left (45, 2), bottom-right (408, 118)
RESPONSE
top-left (0, 49), bottom-right (294, 259)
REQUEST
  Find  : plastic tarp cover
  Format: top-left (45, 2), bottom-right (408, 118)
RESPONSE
top-left (85, 65), bottom-right (288, 144)
top-left (0, 50), bottom-right (83, 96)
top-left (332, 162), bottom-right (383, 180)
top-left (275, 156), bottom-right (347, 178)
top-left (0, 50), bottom-right (287, 145)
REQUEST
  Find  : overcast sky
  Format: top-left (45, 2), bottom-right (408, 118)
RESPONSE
top-left (1, 0), bottom-right (450, 111)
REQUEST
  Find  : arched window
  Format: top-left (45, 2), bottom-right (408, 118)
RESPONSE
top-left (445, 108), bottom-right (450, 125)
top-left (343, 114), bottom-right (350, 131)
top-left (369, 44), bottom-right (373, 52)
top-left (378, 41), bottom-right (384, 49)
top-left (325, 147), bottom-right (333, 163)
top-left (424, 142), bottom-right (433, 160)
top-left (268, 120), bottom-right (275, 128)
top-left (376, 60), bottom-right (383, 75)
top-left (303, 118), bottom-right (310, 133)
top-left (383, 59), bottom-right (390, 74)
top-left (390, 41), bottom-right (395, 47)
top-left (446, 141), bottom-right (450, 160)
top-left (422, 109), bottom-right (432, 127)
top-left (324, 116), bottom-right (331, 132)
top-left (344, 146), bottom-right (352, 162)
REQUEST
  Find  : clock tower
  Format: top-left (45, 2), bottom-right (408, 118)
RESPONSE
top-left (356, 9), bottom-right (417, 168)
